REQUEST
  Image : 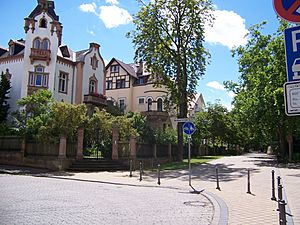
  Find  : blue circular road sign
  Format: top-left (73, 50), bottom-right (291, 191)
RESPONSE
top-left (183, 122), bottom-right (196, 135)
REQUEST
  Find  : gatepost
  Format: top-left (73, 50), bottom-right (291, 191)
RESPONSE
top-left (112, 123), bottom-right (119, 160)
top-left (76, 128), bottom-right (84, 160)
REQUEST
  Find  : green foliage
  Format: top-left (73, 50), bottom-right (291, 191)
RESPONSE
top-left (39, 102), bottom-right (87, 142)
top-left (112, 115), bottom-right (138, 141)
top-left (194, 102), bottom-right (235, 147)
top-left (85, 108), bottom-right (113, 157)
top-left (13, 89), bottom-right (54, 138)
top-left (153, 127), bottom-right (177, 145)
top-left (0, 123), bottom-right (17, 136)
top-left (0, 71), bottom-right (11, 123)
top-left (226, 20), bottom-right (300, 153)
top-left (126, 112), bottom-right (154, 142)
top-left (106, 99), bottom-right (124, 116)
top-left (13, 90), bottom-right (87, 142)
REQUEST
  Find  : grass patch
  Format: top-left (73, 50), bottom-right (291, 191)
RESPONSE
top-left (160, 156), bottom-right (223, 171)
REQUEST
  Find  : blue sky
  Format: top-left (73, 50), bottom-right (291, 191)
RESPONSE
top-left (0, 0), bottom-right (281, 110)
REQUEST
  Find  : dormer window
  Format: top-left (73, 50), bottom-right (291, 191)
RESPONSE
top-left (9, 45), bottom-right (14, 55)
top-left (110, 65), bottom-right (119, 73)
top-left (39, 18), bottom-right (47, 28)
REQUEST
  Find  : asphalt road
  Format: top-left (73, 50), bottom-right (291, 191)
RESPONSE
top-left (0, 174), bottom-right (213, 225)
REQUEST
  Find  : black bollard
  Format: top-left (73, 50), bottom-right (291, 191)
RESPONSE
top-left (216, 167), bottom-right (220, 190)
top-left (139, 161), bottom-right (142, 181)
top-left (247, 168), bottom-right (251, 194)
top-left (129, 159), bottom-right (133, 178)
top-left (277, 176), bottom-right (281, 187)
top-left (278, 184), bottom-right (283, 210)
top-left (279, 200), bottom-right (287, 225)
top-left (271, 170), bottom-right (276, 201)
top-left (157, 164), bottom-right (161, 185)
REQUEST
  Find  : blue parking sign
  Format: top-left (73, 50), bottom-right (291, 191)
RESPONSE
top-left (284, 26), bottom-right (300, 82)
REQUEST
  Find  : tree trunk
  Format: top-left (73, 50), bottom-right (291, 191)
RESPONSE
top-left (278, 127), bottom-right (287, 159)
top-left (177, 122), bottom-right (184, 161)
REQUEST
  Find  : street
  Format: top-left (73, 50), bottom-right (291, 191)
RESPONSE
top-left (0, 174), bottom-right (213, 225)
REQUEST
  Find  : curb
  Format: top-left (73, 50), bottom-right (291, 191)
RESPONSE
top-left (202, 191), bottom-right (228, 225)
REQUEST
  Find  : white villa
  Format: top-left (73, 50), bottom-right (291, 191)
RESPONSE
top-left (0, 0), bottom-right (107, 115)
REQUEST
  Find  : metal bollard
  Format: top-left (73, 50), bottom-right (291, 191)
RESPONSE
top-left (129, 159), bottom-right (133, 178)
top-left (247, 168), bottom-right (251, 194)
top-left (278, 184), bottom-right (283, 210)
top-left (157, 164), bottom-right (161, 185)
top-left (139, 161), bottom-right (142, 182)
top-left (216, 167), bottom-right (220, 190)
top-left (271, 170), bottom-right (276, 201)
top-left (279, 200), bottom-right (287, 225)
top-left (277, 176), bottom-right (281, 187)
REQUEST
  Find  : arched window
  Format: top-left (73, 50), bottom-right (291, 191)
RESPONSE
top-left (33, 38), bottom-right (41, 49)
top-left (39, 18), bottom-right (47, 28)
top-left (41, 39), bottom-right (50, 50)
top-left (157, 98), bottom-right (163, 111)
top-left (89, 75), bottom-right (98, 94)
top-left (89, 80), bottom-right (96, 93)
top-left (147, 98), bottom-right (153, 111)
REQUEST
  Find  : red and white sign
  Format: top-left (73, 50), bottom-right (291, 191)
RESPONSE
top-left (273, 0), bottom-right (300, 23)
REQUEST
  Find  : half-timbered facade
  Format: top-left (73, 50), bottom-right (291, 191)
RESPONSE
top-left (105, 58), bottom-right (172, 129)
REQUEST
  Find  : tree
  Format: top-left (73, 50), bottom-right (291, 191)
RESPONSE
top-left (194, 102), bottom-right (232, 148)
top-left (14, 89), bottom-right (54, 138)
top-left (0, 71), bottom-right (11, 123)
top-left (39, 102), bottom-right (87, 143)
top-left (128, 0), bottom-right (214, 160)
top-left (226, 21), bottom-right (300, 156)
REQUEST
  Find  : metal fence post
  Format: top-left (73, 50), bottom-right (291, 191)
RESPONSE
top-left (279, 200), bottom-right (287, 225)
top-left (216, 167), bottom-right (220, 190)
top-left (157, 164), bottom-right (161, 185)
top-left (271, 170), bottom-right (276, 201)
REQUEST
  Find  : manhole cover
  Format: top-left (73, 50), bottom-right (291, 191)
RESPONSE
top-left (183, 201), bottom-right (208, 207)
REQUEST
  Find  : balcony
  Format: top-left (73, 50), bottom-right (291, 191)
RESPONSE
top-left (83, 93), bottom-right (107, 107)
top-left (141, 111), bottom-right (171, 129)
top-left (29, 48), bottom-right (51, 65)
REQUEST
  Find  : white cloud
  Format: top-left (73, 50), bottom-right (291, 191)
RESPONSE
top-left (99, 5), bottom-right (132, 28)
top-left (206, 81), bottom-right (225, 90)
top-left (79, 3), bottom-right (97, 14)
top-left (227, 91), bottom-right (236, 98)
top-left (205, 10), bottom-right (248, 49)
top-left (106, 0), bottom-right (119, 5)
top-left (79, 2), bottom-right (132, 29)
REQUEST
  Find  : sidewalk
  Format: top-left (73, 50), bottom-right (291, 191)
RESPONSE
top-left (1, 153), bottom-right (299, 225)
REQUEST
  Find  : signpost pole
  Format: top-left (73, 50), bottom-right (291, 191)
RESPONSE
top-left (188, 135), bottom-right (191, 187)
top-left (182, 121), bottom-right (203, 194)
